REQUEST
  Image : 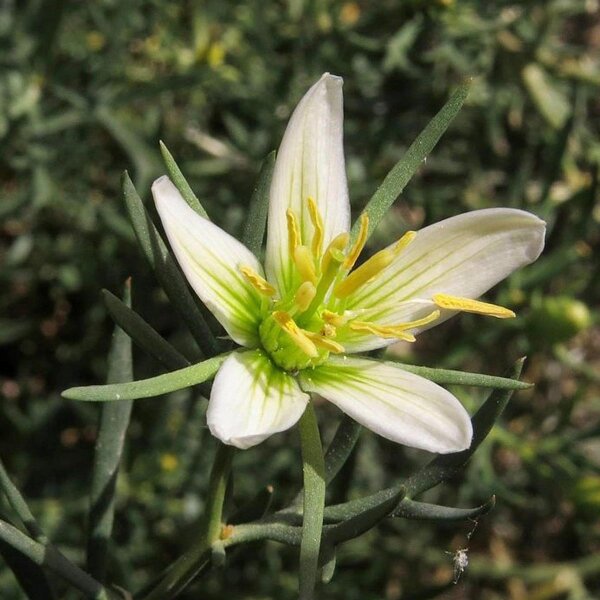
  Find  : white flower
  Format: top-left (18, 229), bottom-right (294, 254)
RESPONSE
top-left (152, 73), bottom-right (545, 452)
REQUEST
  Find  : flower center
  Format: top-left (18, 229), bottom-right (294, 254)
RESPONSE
top-left (241, 199), bottom-right (515, 372)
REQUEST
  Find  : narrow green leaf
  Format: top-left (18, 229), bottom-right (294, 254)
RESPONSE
top-left (388, 361), bottom-right (532, 390)
top-left (298, 404), bottom-right (326, 600)
top-left (122, 172), bottom-right (219, 356)
top-left (87, 282), bottom-right (134, 581)
top-left (323, 488), bottom-right (404, 545)
top-left (159, 141), bottom-right (209, 218)
top-left (230, 485), bottom-right (274, 524)
top-left (324, 415), bottom-right (362, 485)
top-left (392, 496), bottom-right (495, 520)
top-left (405, 358), bottom-right (526, 497)
top-left (62, 353), bottom-right (228, 402)
top-left (102, 288), bottom-right (190, 371)
top-left (242, 151), bottom-right (276, 256)
top-left (320, 547), bottom-right (336, 584)
top-left (351, 81), bottom-right (471, 242)
top-left (323, 486), bottom-right (405, 523)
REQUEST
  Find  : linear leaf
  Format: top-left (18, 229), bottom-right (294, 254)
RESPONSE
top-left (298, 404), bottom-right (326, 600)
top-left (351, 81), bottom-right (471, 242)
top-left (387, 361), bottom-right (531, 390)
top-left (242, 151), bottom-right (276, 256)
top-left (102, 288), bottom-right (190, 371)
top-left (122, 172), bottom-right (219, 356)
top-left (159, 141), bottom-right (209, 218)
top-left (87, 282), bottom-right (134, 581)
top-left (62, 353), bottom-right (228, 402)
top-left (392, 496), bottom-right (495, 520)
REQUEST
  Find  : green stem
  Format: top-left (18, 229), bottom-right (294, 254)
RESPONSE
top-left (140, 443), bottom-right (233, 600)
top-left (298, 403), bottom-right (326, 600)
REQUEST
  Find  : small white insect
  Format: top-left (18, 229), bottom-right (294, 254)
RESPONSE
top-left (450, 547), bottom-right (469, 583)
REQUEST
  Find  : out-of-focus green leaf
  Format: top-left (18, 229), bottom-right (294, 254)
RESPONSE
top-left (242, 151), bottom-right (276, 257)
top-left (122, 171), bottom-right (219, 356)
top-left (351, 80), bottom-right (471, 242)
top-left (87, 282), bottom-right (134, 581)
top-left (159, 141), bottom-right (209, 218)
top-left (392, 496), bottom-right (495, 520)
top-left (62, 353), bottom-right (228, 402)
top-left (102, 288), bottom-right (190, 371)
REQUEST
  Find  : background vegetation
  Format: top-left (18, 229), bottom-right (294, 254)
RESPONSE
top-left (1, 0), bottom-right (599, 598)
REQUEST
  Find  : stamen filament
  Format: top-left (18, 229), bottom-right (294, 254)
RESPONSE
top-left (307, 197), bottom-right (324, 258)
top-left (344, 212), bottom-right (369, 269)
top-left (349, 321), bottom-right (416, 342)
top-left (321, 233), bottom-right (349, 275)
top-left (390, 309), bottom-right (441, 331)
top-left (433, 294), bottom-right (516, 319)
top-left (272, 311), bottom-right (318, 357)
top-left (293, 245), bottom-right (318, 284)
top-left (334, 248), bottom-right (395, 299)
top-left (240, 266), bottom-right (276, 297)
top-left (322, 310), bottom-right (346, 327)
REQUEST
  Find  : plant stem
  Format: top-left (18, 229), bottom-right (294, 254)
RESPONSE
top-left (140, 442), bottom-right (233, 600)
top-left (298, 403), bottom-right (326, 600)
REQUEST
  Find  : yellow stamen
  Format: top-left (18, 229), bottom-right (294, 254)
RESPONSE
top-left (293, 245), bottom-right (318, 284)
top-left (433, 294), bottom-right (516, 319)
top-left (344, 212), bottom-right (369, 269)
top-left (322, 310), bottom-right (346, 327)
top-left (349, 321), bottom-right (416, 342)
top-left (307, 197), bottom-right (324, 258)
top-left (240, 266), bottom-right (276, 297)
top-left (286, 209), bottom-right (301, 257)
top-left (305, 331), bottom-right (345, 354)
top-left (320, 323), bottom-right (337, 338)
top-left (295, 281), bottom-right (317, 311)
top-left (389, 310), bottom-right (441, 331)
top-left (321, 232), bottom-right (349, 274)
top-left (272, 311), bottom-right (318, 357)
top-left (334, 248), bottom-right (395, 299)
top-left (393, 230), bottom-right (417, 255)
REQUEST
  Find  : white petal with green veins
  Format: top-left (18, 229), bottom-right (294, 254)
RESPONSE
top-left (207, 350), bottom-right (310, 449)
top-left (266, 73), bottom-right (351, 297)
top-left (345, 208), bottom-right (545, 326)
top-left (153, 176), bottom-right (264, 348)
top-left (298, 356), bottom-right (473, 454)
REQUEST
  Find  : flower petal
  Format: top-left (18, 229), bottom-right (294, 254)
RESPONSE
top-left (207, 350), bottom-right (310, 449)
top-left (153, 176), bottom-right (264, 347)
top-left (298, 356), bottom-right (472, 453)
top-left (266, 73), bottom-right (351, 296)
top-left (344, 208), bottom-right (545, 341)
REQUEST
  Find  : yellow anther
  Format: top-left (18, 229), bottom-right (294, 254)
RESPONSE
top-left (433, 294), bottom-right (516, 319)
top-left (334, 248), bottom-right (395, 299)
top-left (272, 311), bottom-right (319, 357)
top-left (349, 321), bottom-right (416, 342)
top-left (307, 197), bottom-right (324, 258)
top-left (293, 245), bottom-right (318, 284)
top-left (295, 281), bottom-right (317, 312)
top-left (305, 332), bottom-right (345, 354)
top-left (344, 212), bottom-right (369, 269)
top-left (321, 232), bottom-right (349, 274)
top-left (393, 230), bottom-right (417, 255)
top-left (286, 209), bottom-right (301, 257)
top-left (322, 310), bottom-right (346, 327)
top-left (240, 266), bottom-right (276, 297)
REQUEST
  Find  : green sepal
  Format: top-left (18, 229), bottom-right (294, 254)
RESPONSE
top-left (242, 151), bottom-right (276, 257)
top-left (62, 353), bottom-right (229, 402)
top-left (122, 171), bottom-right (218, 356)
top-left (392, 496), bottom-right (495, 521)
top-left (159, 141), bottom-right (209, 218)
top-left (102, 288), bottom-right (190, 371)
top-left (351, 80), bottom-right (471, 242)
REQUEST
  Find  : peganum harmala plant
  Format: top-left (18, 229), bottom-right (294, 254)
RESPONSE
top-left (0, 74), bottom-right (545, 599)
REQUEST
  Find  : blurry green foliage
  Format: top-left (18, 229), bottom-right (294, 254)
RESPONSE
top-left (1, 0), bottom-right (599, 598)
